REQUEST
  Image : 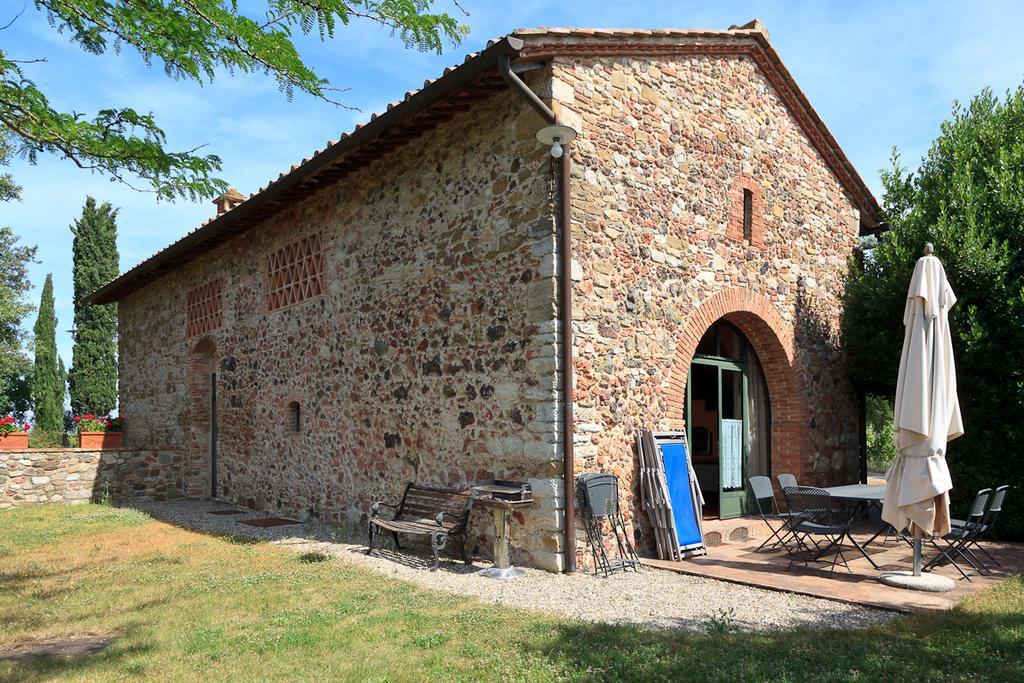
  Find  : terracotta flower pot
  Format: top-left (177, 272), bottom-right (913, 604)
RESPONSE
top-left (0, 432), bottom-right (28, 449)
top-left (79, 431), bottom-right (123, 449)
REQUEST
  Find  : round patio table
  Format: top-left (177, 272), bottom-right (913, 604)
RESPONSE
top-left (823, 483), bottom-right (885, 504)
top-left (823, 483), bottom-right (899, 554)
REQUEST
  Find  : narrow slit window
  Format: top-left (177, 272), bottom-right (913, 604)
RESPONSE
top-left (742, 188), bottom-right (753, 243)
top-left (288, 401), bottom-right (301, 432)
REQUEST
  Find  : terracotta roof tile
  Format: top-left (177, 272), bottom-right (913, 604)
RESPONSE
top-left (88, 24), bottom-right (881, 304)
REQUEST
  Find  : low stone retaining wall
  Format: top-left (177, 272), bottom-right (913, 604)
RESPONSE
top-left (0, 448), bottom-right (186, 509)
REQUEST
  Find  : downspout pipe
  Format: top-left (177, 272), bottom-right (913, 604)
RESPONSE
top-left (498, 55), bottom-right (577, 575)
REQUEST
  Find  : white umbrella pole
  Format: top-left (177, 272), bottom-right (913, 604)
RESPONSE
top-left (913, 528), bottom-right (923, 576)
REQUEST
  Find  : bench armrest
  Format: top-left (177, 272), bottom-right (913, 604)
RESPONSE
top-left (435, 511), bottom-right (464, 526)
top-left (370, 501), bottom-right (400, 519)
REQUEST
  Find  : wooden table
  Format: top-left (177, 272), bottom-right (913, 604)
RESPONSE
top-left (473, 497), bottom-right (533, 579)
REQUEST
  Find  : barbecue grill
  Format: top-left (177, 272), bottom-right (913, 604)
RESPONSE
top-left (471, 479), bottom-right (532, 502)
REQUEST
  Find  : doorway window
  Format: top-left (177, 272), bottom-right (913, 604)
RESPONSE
top-left (695, 320), bottom-right (743, 360)
top-left (686, 320), bottom-right (771, 519)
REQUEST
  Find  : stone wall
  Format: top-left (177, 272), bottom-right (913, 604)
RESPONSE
top-left (111, 38), bottom-right (872, 570)
top-left (552, 51), bottom-right (862, 551)
top-left (0, 448), bottom-right (186, 509)
top-left (117, 73), bottom-right (570, 571)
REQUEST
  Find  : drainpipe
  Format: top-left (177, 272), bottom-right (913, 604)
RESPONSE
top-left (499, 55), bottom-right (577, 575)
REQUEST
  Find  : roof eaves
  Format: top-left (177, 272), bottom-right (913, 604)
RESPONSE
top-left (86, 35), bottom-right (524, 305)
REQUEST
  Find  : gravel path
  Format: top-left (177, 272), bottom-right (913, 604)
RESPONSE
top-left (128, 499), bottom-right (897, 633)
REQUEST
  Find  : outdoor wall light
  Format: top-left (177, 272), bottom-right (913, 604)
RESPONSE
top-left (536, 124), bottom-right (578, 158)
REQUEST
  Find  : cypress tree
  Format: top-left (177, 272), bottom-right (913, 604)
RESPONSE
top-left (31, 274), bottom-right (64, 435)
top-left (69, 197), bottom-right (119, 415)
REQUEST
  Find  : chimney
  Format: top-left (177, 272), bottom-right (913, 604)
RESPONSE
top-left (213, 187), bottom-right (246, 215)
top-left (728, 19), bottom-right (770, 40)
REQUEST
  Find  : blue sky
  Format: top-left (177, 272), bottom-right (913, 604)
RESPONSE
top-left (3, 0), bottom-right (1024, 369)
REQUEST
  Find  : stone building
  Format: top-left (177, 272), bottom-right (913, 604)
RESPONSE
top-left (88, 23), bottom-right (882, 572)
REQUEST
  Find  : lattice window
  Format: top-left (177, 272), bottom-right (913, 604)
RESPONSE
top-left (267, 233), bottom-right (324, 311)
top-left (186, 279), bottom-right (224, 337)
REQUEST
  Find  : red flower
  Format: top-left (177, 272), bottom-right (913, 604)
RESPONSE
top-left (82, 414), bottom-right (95, 420)
top-left (74, 416), bottom-right (81, 422)
top-left (22, 424), bottom-right (30, 431)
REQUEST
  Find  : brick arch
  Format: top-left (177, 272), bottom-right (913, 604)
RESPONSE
top-left (666, 288), bottom-right (809, 477)
top-left (187, 337), bottom-right (218, 498)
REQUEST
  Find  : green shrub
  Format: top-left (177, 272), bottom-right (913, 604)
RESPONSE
top-left (865, 395), bottom-right (898, 472)
top-left (28, 429), bottom-right (63, 448)
top-left (844, 86), bottom-right (1024, 539)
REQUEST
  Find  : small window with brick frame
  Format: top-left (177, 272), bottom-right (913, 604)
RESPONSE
top-left (742, 188), bottom-right (754, 243)
top-left (266, 233), bottom-right (324, 311)
top-left (288, 401), bottom-right (301, 432)
top-left (727, 176), bottom-right (764, 247)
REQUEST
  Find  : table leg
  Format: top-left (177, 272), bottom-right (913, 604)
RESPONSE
top-left (862, 502), bottom-right (902, 548)
top-left (478, 506), bottom-right (525, 580)
top-left (493, 506), bottom-right (510, 570)
top-left (846, 531), bottom-right (880, 569)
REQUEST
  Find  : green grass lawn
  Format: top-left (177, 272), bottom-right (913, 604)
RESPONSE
top-left (1, 505), bottom-right (1022, 682)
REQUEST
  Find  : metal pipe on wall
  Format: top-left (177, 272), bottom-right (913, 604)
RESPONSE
top-left (498, 55), bottom-right (577, 575)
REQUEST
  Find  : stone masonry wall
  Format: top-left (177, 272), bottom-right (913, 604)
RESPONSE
top-left (552, 50), bottom-right (862, 553)
top-left (0, 448), bottom-right (186, 509)
top-left (118, 74), bottom-right (570, 571)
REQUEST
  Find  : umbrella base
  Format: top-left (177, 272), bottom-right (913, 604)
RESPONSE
top-left (878, 570), bottom-right (955, 592)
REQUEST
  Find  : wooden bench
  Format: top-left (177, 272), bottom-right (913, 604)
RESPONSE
top-left (367, 484), bottom-right (473, 571)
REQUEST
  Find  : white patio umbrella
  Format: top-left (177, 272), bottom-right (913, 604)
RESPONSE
top-left (880, 243), bottom-right (963, 592)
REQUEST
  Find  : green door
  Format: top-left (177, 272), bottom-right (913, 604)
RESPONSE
top-left (686, 356), bottom-right (750, 520)
top-left (718, 366), bottom-right (748, 519)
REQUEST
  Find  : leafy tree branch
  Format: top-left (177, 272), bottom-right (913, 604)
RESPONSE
top-left (1, 1), bottom-right (468, 199)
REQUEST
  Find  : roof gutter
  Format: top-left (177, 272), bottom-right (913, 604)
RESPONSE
top-left (85, 36), bottom-right (525, 306)
top-left (498, 54), bottom-right (577, 575)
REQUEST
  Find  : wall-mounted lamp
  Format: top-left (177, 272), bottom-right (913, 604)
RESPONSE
top-left (536, 124), bottom-right (578, 159)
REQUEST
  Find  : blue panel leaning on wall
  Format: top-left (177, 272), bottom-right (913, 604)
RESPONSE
top-left (660, 441), bottom-right (703, 548)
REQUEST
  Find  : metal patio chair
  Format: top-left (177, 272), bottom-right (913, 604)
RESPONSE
top-left (748, 476), bottom-right (804, 553)
top-left (925, 488), bottom-right (992, 580)
top-left (951, 485), bottom-right (1009, 568)
top-left (782, 486), bottom-right (857, 573)
top-left (777, 473), bottom-right (798, 491)
top-left (576, 473), bottom-right (641, 577)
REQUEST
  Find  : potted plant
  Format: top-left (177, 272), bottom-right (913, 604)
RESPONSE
top-left (0, 417), bottom-right (30, 449)
top-left (75, 414), bottom-right (125, 449)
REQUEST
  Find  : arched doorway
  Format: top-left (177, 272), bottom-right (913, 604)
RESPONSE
top-left (687, 320), bottom-right (771, 519)
top-left (188, 338), bottom-right (218, 498)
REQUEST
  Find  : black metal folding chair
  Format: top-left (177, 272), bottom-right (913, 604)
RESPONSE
top-left (925, 488), bottom-right (991, 580)
top-left (952, 485), bottom-right (1009, 568)
top-left (783, 486), bottom-right (864, 572)
top-left (749, 476), bottom-right (803, 552)
top-left (777, 473), bottom-right (798, 492)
